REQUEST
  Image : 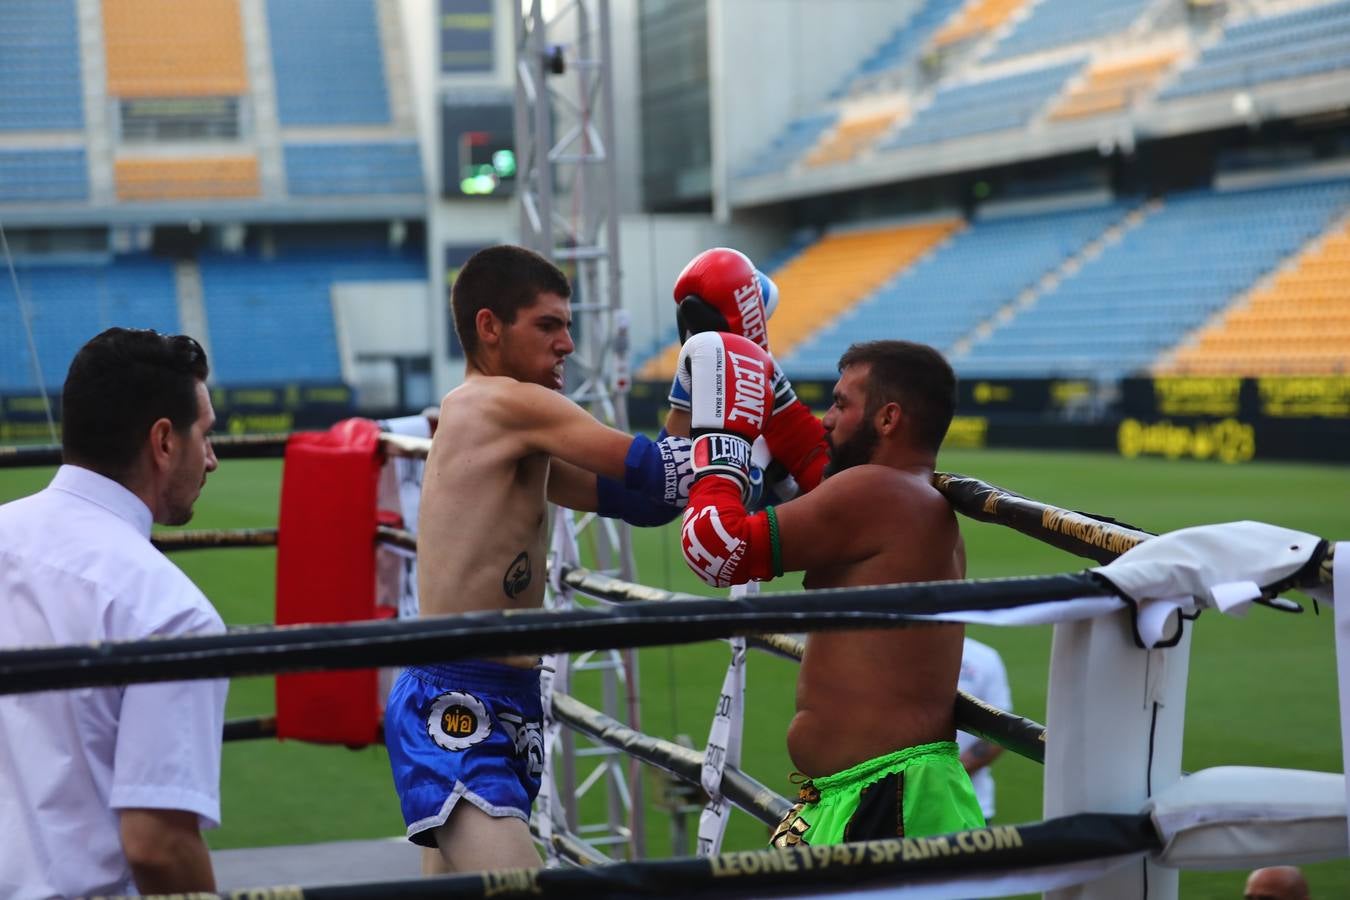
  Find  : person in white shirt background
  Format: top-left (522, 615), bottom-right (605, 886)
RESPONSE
top-left (956, 636), bottom-right (1012, 822)
top-left (0, 327), bottom-right (226, 898)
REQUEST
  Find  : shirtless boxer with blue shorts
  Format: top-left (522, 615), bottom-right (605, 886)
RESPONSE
top-left (385, 245), bottom-right (690, 872)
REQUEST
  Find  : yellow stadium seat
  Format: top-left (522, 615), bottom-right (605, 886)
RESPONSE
top-left (805, 108), bottom-right (904, 168)
top-left (933, 0), bottom-right (1027, 48)
top-left (1160, 218), bottom-right (1350, 376)
top-left (1049, 48), bottom-right (1179, 122)
top-left (104, 0), bottom-right (247, 97)
top-left (115, 156), bottom-right (260, 200)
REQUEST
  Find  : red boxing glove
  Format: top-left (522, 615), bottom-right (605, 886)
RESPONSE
top-left (673, 248), bottom-right (773, 351)
top-left (676, 331), bottom-right (774, 500)
top-left (762, 362), bottom-right (830, 494)
top-left (681, 473), bottom-right (778, 588)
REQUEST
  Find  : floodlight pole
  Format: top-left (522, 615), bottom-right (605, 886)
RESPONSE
top-left (514, 0), bottom-right (644, 860)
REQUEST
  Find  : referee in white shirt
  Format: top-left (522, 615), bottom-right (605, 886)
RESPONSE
top-left (956, 636), bottom-right (1012, 822)
top-left (0, 328), bottom-right (227, 898)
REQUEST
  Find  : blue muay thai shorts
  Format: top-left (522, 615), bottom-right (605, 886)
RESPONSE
top-left (384, 660), bottom-right (545, 847)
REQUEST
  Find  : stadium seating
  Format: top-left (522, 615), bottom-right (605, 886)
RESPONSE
top-left (1162, 217), bottom-right (1350, 375)
top-left (832, 0), bottom-right (968, 98)
top-left (0, 149), bottom-right (89, 203)
top-left (737, 112), bottom-right (839, 180)
top-left (0, 0), bottom-right (83, 131)
top-left (115, 157), bottom-right (261, 201)
top-left (881, 58), bottom-right (1083, 150)
top-left (267, 0), bottom-right (391, 126)
top-left (1159, 0), bottom-right (1350, 100)
top-left (956, 179), bottom-right (1350, 378)
top-left (985, 0), bottom-right (1152, 63)
top-left (283, 143), bottom-right (424, 196)
top-left (764, 221), bottom-right (963, 359)
top-left (1049, 48), bottom-right (1180, 120)
top-left (0, 256), bottom-right (180, 391)
top-left (200, 249), bottom-right (424, 384)
top-left (103, 0), bottom-right (247, 97)
top-left (931, 0), bottom-right (1027, 50)
top-left (783, 201), bottom-right (1132, 376)
top-left (804, 104), bottom-right (906, 168)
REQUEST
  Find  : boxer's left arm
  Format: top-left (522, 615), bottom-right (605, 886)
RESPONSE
top-left (548, 431), bottom-right (690, 526)
top-left (682, 463), bottom-right (891, 588)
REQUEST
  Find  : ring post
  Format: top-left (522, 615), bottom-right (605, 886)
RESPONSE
top-left (1044, 608), bottom-right (1192, 899)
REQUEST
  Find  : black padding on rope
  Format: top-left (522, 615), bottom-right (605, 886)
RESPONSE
top-left (936, 472), bottom-right (1155, 565)
top-left (155, 812), bottom-right (1158, 899)
top-left (0, 571), bottom-right (1111, 696)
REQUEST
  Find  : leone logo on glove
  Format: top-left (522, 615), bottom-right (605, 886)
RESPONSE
top-left (725, 350), bottom-right (769, 430)
top-left (694, 434), bottom-right (752, 472)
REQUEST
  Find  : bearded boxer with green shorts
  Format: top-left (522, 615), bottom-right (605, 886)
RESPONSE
top-left (675, 331), bottom-right (984, 845)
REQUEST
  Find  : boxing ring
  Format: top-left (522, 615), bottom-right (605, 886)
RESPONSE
top-left (1, 425), bottom-right (1346, 900)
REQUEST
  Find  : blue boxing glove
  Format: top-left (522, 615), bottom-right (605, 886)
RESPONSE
top-left (596, 430), bottom-right (691, 526)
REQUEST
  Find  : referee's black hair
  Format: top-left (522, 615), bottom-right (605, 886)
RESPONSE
top-left (62, 327), bottom-right (209, 478)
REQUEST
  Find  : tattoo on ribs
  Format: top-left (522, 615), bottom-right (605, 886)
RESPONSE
top-left (503, 551), bottom-right (532, 599)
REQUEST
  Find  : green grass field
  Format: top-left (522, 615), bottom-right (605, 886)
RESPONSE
top-left (2, 448), bottom-right (1347, 898)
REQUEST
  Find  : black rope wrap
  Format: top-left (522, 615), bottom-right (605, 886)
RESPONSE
top-left (112, 812), bottom-right (1159, 899)
top-left (153, 528), bottom-right (279, 552)
top-left (934, 472), bottom-right (1153, 565)
top-left (0, 571), bottom-right (1113, 695)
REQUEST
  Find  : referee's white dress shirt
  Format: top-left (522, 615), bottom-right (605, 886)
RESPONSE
top-left (956, 636), bottom-right (1012, 821)
top-left (0, 465), bottom-right (227, 899)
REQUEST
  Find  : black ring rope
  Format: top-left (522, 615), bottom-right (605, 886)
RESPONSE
top-left (219, 692), bottom-right (792, 827)
top-left (551, 692), bottom-right (792, 826)
top-left (122, 812), bottom-right (1160, 899)
top-left (0, 571), bottom-right (1115, 696)
top-left (560, 566), bottom-right (1050, 765)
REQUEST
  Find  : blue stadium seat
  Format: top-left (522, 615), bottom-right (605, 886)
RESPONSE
top-left (267, 0), bottom-right (391, 126)
top-left (1160, 0), bottom-right (1350, 99)
top-left (956, 179), bottom-right (1350, 378)
top-left (880, 59), bottom-right (1083, 150)
top-left (0, 0), bottom-right (83, 131)
top-left (0, 149), bottom-right (88, 203)
top-left (830, 0), bottom-right (968, 98)
top-left (736, 112), bottom-right (840, 180)
top-left (284, 143), bottom-right (424, 196)
top-left (200, 249), bottom-right (425, 385)
top-left (986, 0), bottom-right (1151, 63)
top-left (0, 257), bottom-right (179, 391)
top-left (782, 202), bottom-right (1130, 377)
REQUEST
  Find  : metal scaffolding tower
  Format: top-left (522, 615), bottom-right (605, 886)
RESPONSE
top-left (513, 0), bottom-right (645, 860)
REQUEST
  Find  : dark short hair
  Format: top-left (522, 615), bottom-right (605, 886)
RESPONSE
top-left (451, 245), bottom-right (571, 358)
top-left (838, 340), bottom-right (956, 454)
top-left (62, 327), bottom-right (209, 477)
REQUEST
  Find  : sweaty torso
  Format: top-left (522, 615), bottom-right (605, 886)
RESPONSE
top-left (417, 378), bottom-right (549, 668)
top-left (789, 468), bottom-right (966, 777)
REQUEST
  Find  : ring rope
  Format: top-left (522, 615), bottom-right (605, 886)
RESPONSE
top-left (0, 570), bottom-right (1116, 695)
top-left (550, 691), bottom-right (792, 826)
top-left (120, 812), bottom-right (1160, 899)
top-left (560, 565), bottom-right (1050, 764)
top-left (217, 691), bottom-right (793, 827)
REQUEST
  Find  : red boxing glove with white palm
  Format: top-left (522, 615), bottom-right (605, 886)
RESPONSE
top-left (676, 332), bottom-right (781, 588)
